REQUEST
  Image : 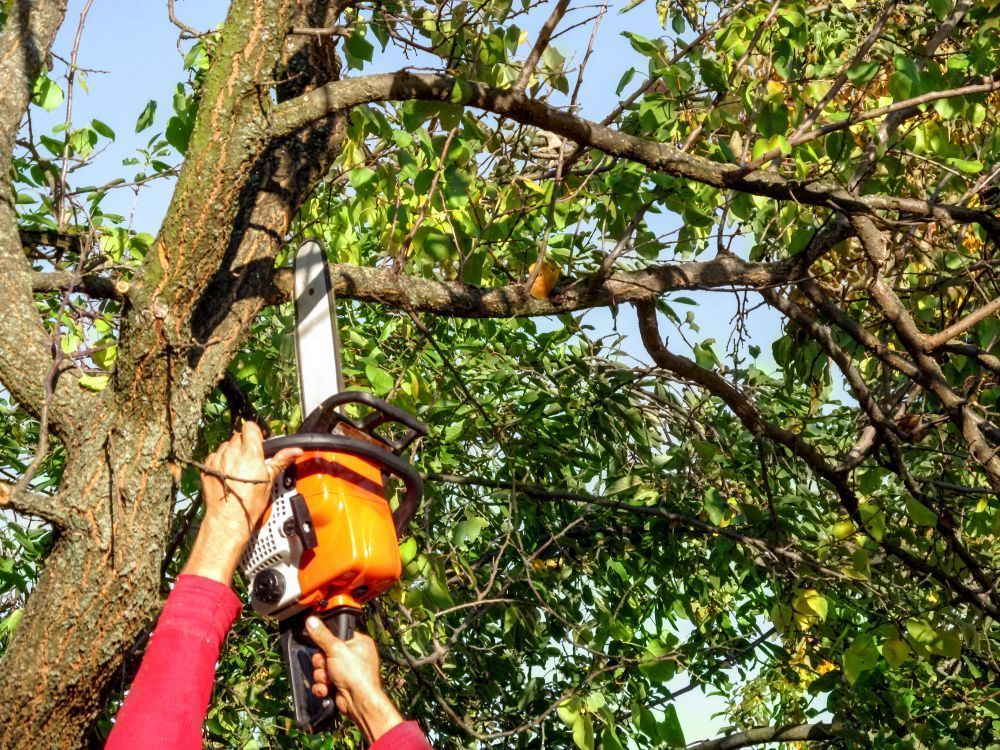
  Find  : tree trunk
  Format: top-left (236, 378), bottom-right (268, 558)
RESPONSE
top-left (0, 1), bottom-right (346, 746)
top-left (0, 416), bottom-right (174, 747)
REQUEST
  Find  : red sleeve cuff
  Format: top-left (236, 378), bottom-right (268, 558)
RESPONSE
top-left (166, 574), bottom-right (243, 642)
top-left (370, 721), bottom-right (432, 750)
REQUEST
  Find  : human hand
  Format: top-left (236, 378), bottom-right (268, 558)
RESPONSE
top-left (306, 616), bottom-right (404, 743)
top-left (183, 422), bottom-right (301, 585)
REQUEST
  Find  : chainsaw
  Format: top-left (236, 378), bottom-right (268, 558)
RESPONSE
top-left (238, 239), bottom-right (428, 733)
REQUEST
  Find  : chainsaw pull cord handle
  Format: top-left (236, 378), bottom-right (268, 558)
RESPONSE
top-left (262, 433), bottom-right (425, 531)
top-left (279, 607), bottom-right (364, 733)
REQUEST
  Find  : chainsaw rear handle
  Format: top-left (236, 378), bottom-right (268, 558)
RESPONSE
top-left (263, 433), bottom-right (424, 531)
top-left (280, 607), bottom-right (364, 733)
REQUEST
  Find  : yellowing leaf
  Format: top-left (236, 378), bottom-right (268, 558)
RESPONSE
top-left (832, 520), bottom-right (855, 539)
top-left (529, 261), bottom-right (561, 300)
top-left (793, 589), bottom-right (828, 628)
top-left (78, 374), bottom-right (109, 392)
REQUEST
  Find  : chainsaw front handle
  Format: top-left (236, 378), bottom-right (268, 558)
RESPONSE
top-left (263, 433), bottom-right (424, 531)
top-left (300, 391), bottom-right (428, 454)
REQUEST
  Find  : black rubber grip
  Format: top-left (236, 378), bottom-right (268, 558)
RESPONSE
top-left (263, 433), bottom-right (424, 531)
top-left (280, 607), bottom-right (364, 733)
top-left (299, 392), bottom-right (429, 454)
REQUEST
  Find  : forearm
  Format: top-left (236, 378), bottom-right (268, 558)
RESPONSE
top-left (105, 575), bottom-right (242, 749)
top-left (182, 515), bottom-right (248, 586)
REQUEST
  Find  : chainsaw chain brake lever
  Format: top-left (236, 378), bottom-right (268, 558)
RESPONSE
top-left (263, 433), bottom-right (425, 531)
top-left (280, 607), bottom-right (363, 733)
top-left (299, 392), bottom-right (428, 455)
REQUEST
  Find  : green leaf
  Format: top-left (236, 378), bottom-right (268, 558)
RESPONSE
top-left (601, 727), bottom-right (625, 750)
top-left (91, 119), bottom-right (115, 140)
top-left (572, 713), bottom-right (594, 750)
top-left (883, 638), bottom-right (909, 668)
top-left (364, 364), bottom-right (394, 396)
top-left (703, 488), bottom-right (728, 525)
top-left (934, 96), bottom-right (964, 120)
top-left (450, 78), bottom-right (473, 104)
top-left (135, 100), bottom-right (157, 133)
top-left (349, 167), bottom-right (377, 190)
top-left (640, 641), bottom-right (676, 682)
top-left (946, 158), bottom-right (984, 174)
top-left (661, 704), bottom-right (686, 747)
top-left (32, 75), bottom-right (64, 112)
top-left (859, 503), bottom-right (886, 541)
top-left (843, 634), bottom-right (879, 685)
top-left (452, 515), bottom-right (488, 548)
top-left (557, 699), bottom-right (580, 727)
top-left (92, 345), bottom-right (117, 370)
top-left (904, 495), bottom-right (937, 527)
top-left (846, 61), bottom-right (880, 84)
top-left (166, 115), bottom-right (193, 153)
top-left (344, 32), bottom-right (375, 66)
top-left (693, 339), bottom-right (718, 370)
top-left (399, 537), bottom-right (417, 566)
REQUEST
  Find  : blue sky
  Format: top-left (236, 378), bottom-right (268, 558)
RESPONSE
top-left (34, 0), bottom-right (803, 742)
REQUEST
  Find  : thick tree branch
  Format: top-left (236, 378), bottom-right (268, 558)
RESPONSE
top-left (31, 270), bottom-right (128, 299)
top-left (687, 722), bottom-right (843, 750)
top-left (271, 71), bottom-right (1000, 236)
top-left (266, 254), bottom-right (812, 317)
top-left (924, 295), bottom-right (1000, 351)
top-left (0, 481), bottom-right (72, 528)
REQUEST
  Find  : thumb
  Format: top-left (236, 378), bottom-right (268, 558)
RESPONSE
top-left (267, 447), bottom-right (302, 481)
top-left (306, 615), bottom-right (341, 655)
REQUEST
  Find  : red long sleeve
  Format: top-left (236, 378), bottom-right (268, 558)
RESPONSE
top-left (105, 574), bottom-right (431, 749)
top-left (105, 574), bottom-right (243, 749)
top-left (370, 721), bottom-right (432, 750)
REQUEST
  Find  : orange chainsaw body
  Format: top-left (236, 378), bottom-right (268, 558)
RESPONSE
top-left (290, 450), bottom-right (402, 612)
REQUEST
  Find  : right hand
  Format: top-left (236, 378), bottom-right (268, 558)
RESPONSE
top-left (306, 616), bottom-right (404, 743)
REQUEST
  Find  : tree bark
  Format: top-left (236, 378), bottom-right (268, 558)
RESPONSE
top-left (0, 1), bottom-right (348, 746)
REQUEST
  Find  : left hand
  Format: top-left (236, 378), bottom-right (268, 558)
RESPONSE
top-left (183, 422), bottom-right (301, 585)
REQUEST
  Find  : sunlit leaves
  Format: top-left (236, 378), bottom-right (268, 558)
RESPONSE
top-left (134, 99), bottom-right (157, 133)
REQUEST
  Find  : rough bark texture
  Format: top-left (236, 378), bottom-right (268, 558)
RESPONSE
top-left (0, 1), bottom-right (347, 746)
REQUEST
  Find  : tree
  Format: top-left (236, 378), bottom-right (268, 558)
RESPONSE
top-left (2, 0), bottom-right (1000, 747)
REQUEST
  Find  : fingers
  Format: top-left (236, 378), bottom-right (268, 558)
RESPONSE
top-left (306, 615), bottom-right (340, 655)
top-left (311, 682), bottom-right (329, 698)
top-left (242, 421), bottom-right (264, 459)
top-left (312, 651), bottom-right (326, 670)
top-left (311, 647), bottom-right (331, 698)
top-left (267, 447), bottom-right (303, 481)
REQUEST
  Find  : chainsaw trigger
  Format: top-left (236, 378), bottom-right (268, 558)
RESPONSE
top-left (289, 493), bottom-right (318, 550)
